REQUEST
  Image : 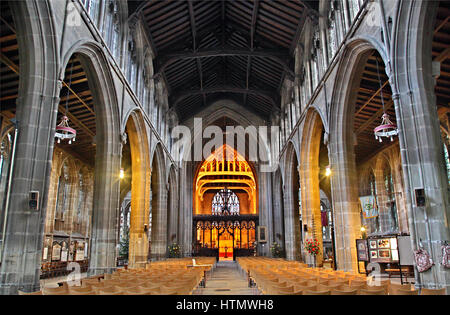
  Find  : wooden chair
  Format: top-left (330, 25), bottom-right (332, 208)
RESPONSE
top-left (349, 282), bottom-right (367, 292)
top-left (18, 290), bottom-right (42, 295)
top-left (349, 279), bottom-right (367, 286)
top-left (420, 287), bottom-right (447, 295)
top-left (331, 289), bottom-right (358, 295)
top-left (359, 288), bottom-right (386, 295)
top-left (42, 286), bottom-right (68, 295)
top-left (81, 278), bottom-right (100, 287)
top-left (325, 283), bottom-right (343, 291)
top-left (303, 289), bottom-right (330, 295)
top-left (68, 286), bottom-right (96, 295)
top-left (389, 283), bottom-right (412, 295)
top-left (97, 288), bottom-right (123, 295)
top-left (397, 288), bottom-right (419, 295)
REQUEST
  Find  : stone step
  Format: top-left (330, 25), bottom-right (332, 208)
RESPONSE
top-left (195, 261), bottom-right (259, 295)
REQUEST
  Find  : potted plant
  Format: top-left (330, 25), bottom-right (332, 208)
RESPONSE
top-left (168, 242), bottom-right (181, 258)
top-left (270, 242), bottom-right (285, 258)
top-left (304, 238), bottom-right (320, 267)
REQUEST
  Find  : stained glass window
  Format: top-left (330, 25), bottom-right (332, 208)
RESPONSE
top-left (56, 161), bottom-right (70, 221)
top-left (212, 189), bottom-right (240, 215)
top-left (444, 138), bottom-right (450, 185)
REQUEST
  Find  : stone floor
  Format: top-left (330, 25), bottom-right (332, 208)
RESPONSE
top-left (195, 261), bottom-right (259, 295)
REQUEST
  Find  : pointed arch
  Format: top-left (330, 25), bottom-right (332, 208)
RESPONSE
top-left (124, 109), bottom-right (151, 267)
top-left (283, 141), bottom-right (302, 261)
top-left (149, 142), bottom-right (167, 259)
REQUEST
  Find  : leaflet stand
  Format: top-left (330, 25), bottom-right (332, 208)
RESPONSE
top-left (355, 239), bottom-right (369, 275)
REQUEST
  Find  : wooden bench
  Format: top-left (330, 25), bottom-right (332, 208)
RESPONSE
top-left (385, 267), bottom-right (413, 280)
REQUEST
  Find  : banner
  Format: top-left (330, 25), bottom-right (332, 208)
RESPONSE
top-left (360, 195), bottom-right (378, 219)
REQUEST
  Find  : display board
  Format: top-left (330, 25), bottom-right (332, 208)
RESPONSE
top-left (368, 237), bottom-right (399, 263)
top-left (397, 235), bottom-right (414, 266)
top-left (356, 239), bottom-right (369, 262)
top-left (75, 241), bottom-right (85, 261)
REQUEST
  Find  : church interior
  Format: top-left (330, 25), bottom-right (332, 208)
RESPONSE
top-left (0, 0), bottom-right (449, 296)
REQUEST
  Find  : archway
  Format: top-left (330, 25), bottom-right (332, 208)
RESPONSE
top-left (122, 110), bottom-right (150, 268)
top-left (193, 144), bottom-right (258, 261)
top-left (167, 165), bottom-right (178, 246)
top-left (272, 169), bottom-right (285, 255)
top-left (386, 0), bottom-right (450, 290)
top-left (329, 40), bottom-right (404, 271)
top-left (300, 109), bottom-right (334, 267)
top-left (149, 143), bottom-right (167, 260)
top-left (283, 142), bottom-right (302, 261)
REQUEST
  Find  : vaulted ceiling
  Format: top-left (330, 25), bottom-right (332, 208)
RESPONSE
top-left (132, 0), bottom-right (319, 121)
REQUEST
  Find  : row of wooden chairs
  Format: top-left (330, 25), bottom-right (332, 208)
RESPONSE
top-left (237, 257), bottom-right (447, 295)
top-left (20, 257), bottom-right (215, 295)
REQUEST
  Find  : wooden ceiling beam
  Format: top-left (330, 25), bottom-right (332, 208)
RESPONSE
top-left (187, 0), bottom-right (205, 107)
top-left (154, 47), bottom-right (293, 78)
top-left (355, 100), bottom-right (395, 135)
top-left (289, 8), bottom-right (309, 55)
top-left (245, 0), bottom-right (260, 108)
top-left (171, 86), bottom-right (279, 108)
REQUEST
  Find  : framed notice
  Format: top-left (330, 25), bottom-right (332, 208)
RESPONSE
top-left (75, 242), bottom-right (85, 261)
top-left (60, 241), bottom-right (68, 262)
top-left (257, 226), bottom-right (267, 243)
top-left (368, 236), bottom-right (400, 263)
top-left (356, 239), bottom-right (369, 262)
top-left (52, 242), bottom-right (61, 261)
top-left (42, 237), bottom-right (51, 261)
top-left (377, 239), bottom-right (390, 249)
top-left (378, 249), bottom-right (391, 259)
top-left (84, 241), bottom-right (89, 259)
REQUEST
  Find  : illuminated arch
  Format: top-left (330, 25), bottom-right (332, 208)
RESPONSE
top-left (194, 144), bottom-right (257, 214)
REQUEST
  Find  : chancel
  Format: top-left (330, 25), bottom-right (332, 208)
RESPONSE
top-left (0, 0), bottom-right (448, 296)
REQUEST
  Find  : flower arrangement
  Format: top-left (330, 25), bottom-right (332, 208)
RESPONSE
top-left (270, 242), bottom-right (285, 258)
top-left (168, 242), bottom-right (181, 258)
top-left (304, 239), bottom-right (320, 256)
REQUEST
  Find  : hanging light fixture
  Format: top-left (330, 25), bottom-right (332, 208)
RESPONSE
top-left (55, 60), bottom-right (77, 144)
top-left (373, 57), bottom-right (398, 143)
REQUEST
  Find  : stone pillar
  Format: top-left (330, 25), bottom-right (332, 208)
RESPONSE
top-left (0, 1), bottom-right (60, 294)
top-left (328, 142), bottom-right (361, 272)
top-left (179, 161), bottom-right (193, 257)
top-left (271, 171), bottom-right (285, 249)
top-left (257, 170), bottom-right (273, 256)
top-left (127, 124), bottom-right (151, 268)
top-left (150, 154), bottom-right (168, 260)
top-left (299, 158), bottom-right (324, 266)
top-left (88, 138), bottom-right (121, 275)
top-left (390, 0), bottom-right (449, 291)
top-left (283, 160), bottom-right (302, 261)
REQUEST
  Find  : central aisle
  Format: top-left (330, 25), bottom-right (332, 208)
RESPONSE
top-left (196, 261), bottom-right (258, 295)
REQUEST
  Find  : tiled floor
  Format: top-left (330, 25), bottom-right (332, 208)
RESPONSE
top-left (195, 261), bottom-right (258, 295)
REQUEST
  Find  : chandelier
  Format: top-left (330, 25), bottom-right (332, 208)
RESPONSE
top-left (55, 61), bottom-right (77, 144)
top-left (373, 57), bottom-right (398, 142)
top-left (55, 116), bottom-right (76, 144)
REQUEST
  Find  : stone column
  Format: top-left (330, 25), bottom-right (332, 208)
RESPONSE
top-left (271, 171), bottom-right (285, 249)
top-left (88, 138), bottom-right (121, 275)
top-left (299, 158), bottom-right (324, 266)
top-left (179, 161), bottom-right (194, 257)
top-left (283, 163), bottom-right (302, 261)
top-left (149, 152), bottom-right (168, 260)
top-left (257, 170), bottom-right (273, 256)
top-left (390, 1), bottom-right (449, 291)
top-left (328, 142), bottom-right (361, 272)
top-left (0, 1), bottom-right (60, 294)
